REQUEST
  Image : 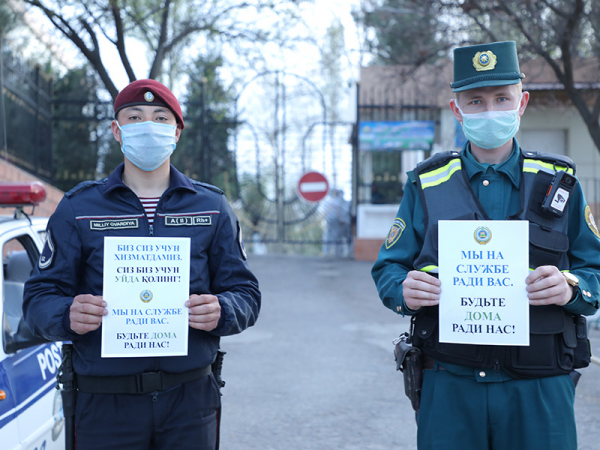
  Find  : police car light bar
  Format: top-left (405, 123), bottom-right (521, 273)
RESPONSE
top-left (0, 182), bottom-right (47, 207)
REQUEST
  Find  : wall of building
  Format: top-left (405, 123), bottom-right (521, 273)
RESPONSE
top-left (354, 104), bottom-right (600, 261)
top-left (519, 106), bottom-right (599, 179)
top-left (519, 106), bottom-right (600, 215)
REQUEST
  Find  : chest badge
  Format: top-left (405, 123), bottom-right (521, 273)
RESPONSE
top-left (164, 215), bottom-right (212, 226)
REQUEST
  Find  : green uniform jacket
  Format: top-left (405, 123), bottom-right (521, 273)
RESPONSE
top-left (372, 141), bottom-right (600, 379)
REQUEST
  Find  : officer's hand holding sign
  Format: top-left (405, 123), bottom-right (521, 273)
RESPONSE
top-left (69, 294), bottom-right (107, 335)
top-left (187, 294), bottom-right (221, 331)
top-left (402, 271), bottom-right (440, 311)
top-left (526, 265), bottom-right (573, 306)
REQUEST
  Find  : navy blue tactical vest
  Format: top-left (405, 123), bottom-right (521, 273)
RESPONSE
top-left (410, 148), bottom-right (581, 379)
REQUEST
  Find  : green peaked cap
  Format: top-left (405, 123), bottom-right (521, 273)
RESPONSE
top-left (451, 41), bottom-right (524, 92)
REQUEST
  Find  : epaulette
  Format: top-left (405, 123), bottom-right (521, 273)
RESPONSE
top-left (190, 180), bottom-right (224, 195)
top-left (64, 179), bottom-right (105, 198)
top-left (414, 150), bottom-right (461, 176)
top-left (520, 148), bottom-right (576, 173)
top-left (407, 171), bottom-right (417, 184)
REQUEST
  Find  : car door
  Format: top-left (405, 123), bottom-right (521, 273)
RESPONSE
top-left (1, 225), bottom-right (65, 450)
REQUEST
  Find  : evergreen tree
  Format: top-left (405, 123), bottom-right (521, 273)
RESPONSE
top-left (174, 53), bottom-right (237, 197)
top-left (352, 0), bottom-right (452, 65)
top-left (52, 67), bottom-right (114, 191)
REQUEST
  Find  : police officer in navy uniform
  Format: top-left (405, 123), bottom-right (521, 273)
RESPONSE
top-left (372, 41), bottom-right (600, 450)
top-left (23, 79), bottom-right (261, 450)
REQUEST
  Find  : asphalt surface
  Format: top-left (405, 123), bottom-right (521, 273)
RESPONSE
top-left (219, 255), bottom-right (600, 450)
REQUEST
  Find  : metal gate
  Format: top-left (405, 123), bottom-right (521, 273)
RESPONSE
top-left (232, 71), bottom-right (354, 256)
top-left (0, 47), bottom-right (52, 181)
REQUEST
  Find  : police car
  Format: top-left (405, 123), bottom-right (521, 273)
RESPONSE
top-left (0, 182), bottom-right (64, 450)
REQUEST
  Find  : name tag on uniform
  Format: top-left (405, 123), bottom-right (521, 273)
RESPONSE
top-left (90, 219), bottom-right (139, 230)
top-left (164, 215), bottom-right (212, 226)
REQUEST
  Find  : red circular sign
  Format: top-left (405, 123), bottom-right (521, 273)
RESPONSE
top-left (298, 171), bottom-right (329, 202)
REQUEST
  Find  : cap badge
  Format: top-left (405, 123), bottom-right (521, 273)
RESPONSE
top-left (143, 91), bottom-right (155, 102)
top-left (472, 51), bottom-right (497, 72)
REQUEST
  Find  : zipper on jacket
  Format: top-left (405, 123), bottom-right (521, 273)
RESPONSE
top-left (130, 192), bottom-right (154, 236)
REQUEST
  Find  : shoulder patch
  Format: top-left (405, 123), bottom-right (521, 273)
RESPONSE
top-left (236, 221), bottom-right (247, 260)
top-left (385, 218), bottom-right (406, 249)
top-left (585, 205), bottom-right (600, 239)
top-left (39, 231), bottom-right (55, 269)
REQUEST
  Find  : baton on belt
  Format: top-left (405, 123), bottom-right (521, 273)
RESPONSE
top-left (57, 343), bottom-right (76, 450)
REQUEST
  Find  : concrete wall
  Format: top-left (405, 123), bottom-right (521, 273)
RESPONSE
top-left (354, 204), bottom-right (397, 261)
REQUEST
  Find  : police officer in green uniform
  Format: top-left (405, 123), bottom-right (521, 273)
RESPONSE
top-left (372, 41), bottom-right (600, 450)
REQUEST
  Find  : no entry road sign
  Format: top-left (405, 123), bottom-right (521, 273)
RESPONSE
top-left (298, 171), bottom-right (329, 202)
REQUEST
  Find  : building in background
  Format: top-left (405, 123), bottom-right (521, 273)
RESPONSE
top-left (354, 59), bottom-right (600, 260)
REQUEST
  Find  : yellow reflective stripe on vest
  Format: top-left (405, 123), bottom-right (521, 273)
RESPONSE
top-left (419, 159), bottom-right (462, 189)
top-left (523, 159), bottom-right (574, 175)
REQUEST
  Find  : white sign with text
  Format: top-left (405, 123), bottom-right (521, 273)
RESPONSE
top-left (438, 220), bottom-right (529, 346)
top-left (101, 236), bottom-right (191, 357)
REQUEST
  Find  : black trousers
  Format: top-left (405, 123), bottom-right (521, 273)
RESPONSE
top-left (75, 375), bottom-right (221, 450)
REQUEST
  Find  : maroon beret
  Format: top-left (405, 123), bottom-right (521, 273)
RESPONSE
top-left (114, 79), bottom-right (185, 129)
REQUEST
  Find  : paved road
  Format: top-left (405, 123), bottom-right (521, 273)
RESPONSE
top-left (219, 255), bottom-right (600, 450)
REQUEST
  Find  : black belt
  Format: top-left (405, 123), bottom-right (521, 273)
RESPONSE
top-left (423, 355), bottom-right (447, 371)
top-left (75, 365), bottom-right (212, 395)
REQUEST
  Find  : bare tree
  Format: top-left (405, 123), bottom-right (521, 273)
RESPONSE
top-left (20, 0), bottom-right (308, 99)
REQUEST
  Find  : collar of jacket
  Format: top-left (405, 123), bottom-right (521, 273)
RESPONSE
top-left (102, 163), bottom-right (197, 197)
top-left (462, 139), bottom-right (522, 189)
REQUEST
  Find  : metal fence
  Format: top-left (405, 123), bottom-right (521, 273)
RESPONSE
top-left (0, 47), bottom-right (52, 181)
top-left (231, 71), bottom-right (354, 256)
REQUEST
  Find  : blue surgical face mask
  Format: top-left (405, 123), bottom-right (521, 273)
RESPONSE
top-left (456, 95), bottom-right (522, 150)
top-left (117, 121), bottom-right (177, 171)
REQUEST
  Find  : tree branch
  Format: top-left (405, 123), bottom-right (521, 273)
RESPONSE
top-left (78, 17), bottom-right (119, 99)
top-left (23, 0), bottom-right (118, 98)
top-left (110, 1), bottom-right (136, 82)
top-left (558, 0), bottom-right (585, 94)
top-left (148, 0), bottom-right (172, 79)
